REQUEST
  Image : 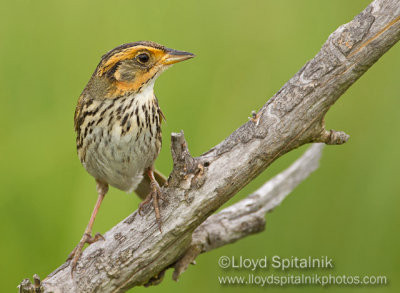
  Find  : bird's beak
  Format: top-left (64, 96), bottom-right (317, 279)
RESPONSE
top-left (161, 49), bottom-right (195, 65)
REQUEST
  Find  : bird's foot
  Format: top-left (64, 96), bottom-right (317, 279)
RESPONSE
top-left (138, 179), bottom-right (168, 232)
top-left (68, 232), bottom-right (105, 275)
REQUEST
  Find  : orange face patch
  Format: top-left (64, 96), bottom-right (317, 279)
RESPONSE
top-left (106, 66), bottom-right (159, 98)
top-left (97, 46), bottom-right (166, 76)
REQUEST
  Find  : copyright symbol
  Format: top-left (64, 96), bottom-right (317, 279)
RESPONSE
top-left (218, 256), bottom-right (231, 269)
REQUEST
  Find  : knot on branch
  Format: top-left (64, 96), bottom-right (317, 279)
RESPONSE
top-left (316, 129), bottom-right (350, 145)
top-left (18, 274), bottom-right (42, 293)
top-left (169, 131), bottom-right (206, 190)
top-left (171, 131), bottom-right (195, 169)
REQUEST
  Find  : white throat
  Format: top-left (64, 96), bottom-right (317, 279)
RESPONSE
top-left (138, 79), bottom-right (156, 99)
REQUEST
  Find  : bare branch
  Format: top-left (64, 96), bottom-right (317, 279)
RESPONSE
top-left (19, 0), bottom-right (400, 292)
top-left (173, 143), bottom-right (324, 280)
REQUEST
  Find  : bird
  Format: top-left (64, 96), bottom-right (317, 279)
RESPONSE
top-left (68, 41), bottom-right (194, 273)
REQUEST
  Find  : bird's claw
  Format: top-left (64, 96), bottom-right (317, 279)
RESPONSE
top-left (68, 232), bottom-right (105, 276)
top-left (138, 179), bottom-right (166, 232)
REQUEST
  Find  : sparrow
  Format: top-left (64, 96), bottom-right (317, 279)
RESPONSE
top-left (69, 41), bottom-right (194, 273)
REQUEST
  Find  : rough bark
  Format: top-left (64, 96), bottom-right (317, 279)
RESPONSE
top-left (172, 143), bottom-right (324, 281)
top-left (18, 0), bottom-right (400, 292)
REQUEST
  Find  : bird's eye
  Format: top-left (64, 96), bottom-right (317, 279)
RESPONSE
top-left (137, 53), bottom-right (150, 64)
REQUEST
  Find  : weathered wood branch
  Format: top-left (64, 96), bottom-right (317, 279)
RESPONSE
top-left (18, 143), bottom-right (323, 292)
top-left (19, 0), bottom-right (400, 292)
top-left (172, 143), bottom-right (324, 281)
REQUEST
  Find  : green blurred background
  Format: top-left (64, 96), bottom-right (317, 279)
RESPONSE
top-left (1, 0), bottom-right (399, 292)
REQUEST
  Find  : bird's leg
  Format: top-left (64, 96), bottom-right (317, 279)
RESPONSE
top-left (68, 180), bottom-right (108, 275)
top-left (138, 167), bottom-right (167, 232)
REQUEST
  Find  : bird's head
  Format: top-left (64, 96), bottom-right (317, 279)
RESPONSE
top-left (88, 41), bottom-right (194, 98)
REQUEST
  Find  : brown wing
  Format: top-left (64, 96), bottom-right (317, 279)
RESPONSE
top-left (74, 94), bottom-right (85, 132)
